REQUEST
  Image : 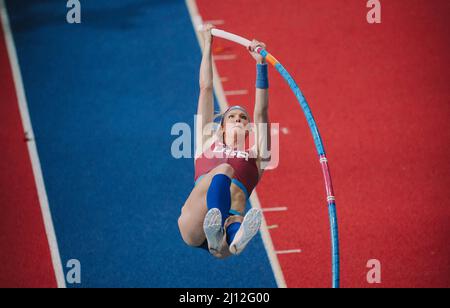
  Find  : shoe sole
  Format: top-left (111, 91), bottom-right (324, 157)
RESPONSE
top-left (229, 208), bottom-right (262, 255)
top-left (203, 208), bottom-right (224, 253)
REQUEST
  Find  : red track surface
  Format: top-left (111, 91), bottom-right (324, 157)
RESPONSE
top-left (197, 0), bottom-right (450, 287)
top-left (0, 24), bottom-right (56, 288)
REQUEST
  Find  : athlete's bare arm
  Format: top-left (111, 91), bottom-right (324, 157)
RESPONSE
top-left (195, 24), bottom-right (215, 158)
top-left (250, 40), bottom-right (271, 174)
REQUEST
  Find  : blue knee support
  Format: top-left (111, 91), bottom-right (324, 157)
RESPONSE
top-left (226, 222), bottom-right (241, 246)
top-left (207, 174), bottom-right (232, 225)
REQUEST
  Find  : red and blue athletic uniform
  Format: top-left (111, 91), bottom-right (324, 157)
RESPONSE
top-left (195, 141), bottom-right (259, 207)
top-left (195, 141), bottom-right (261, 250)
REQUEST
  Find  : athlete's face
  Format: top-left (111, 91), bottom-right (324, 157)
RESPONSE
top-left (222, 109), bottom-right (250, 147)
top-left (222, 110), bottom-right (250, 134)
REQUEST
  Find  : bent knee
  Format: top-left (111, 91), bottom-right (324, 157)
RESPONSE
top-left (178, 215), bottom-right (205, 247)
top-left (180, 231), bottom-right (205, 247)
top-left (213, 163), bottom-right (235, 178)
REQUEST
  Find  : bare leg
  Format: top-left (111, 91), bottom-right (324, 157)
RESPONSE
top-left (178, 163), bottom-right (234, 247)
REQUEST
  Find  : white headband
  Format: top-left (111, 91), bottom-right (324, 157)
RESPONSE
top-left (220, 105), bottom-right (251, 125)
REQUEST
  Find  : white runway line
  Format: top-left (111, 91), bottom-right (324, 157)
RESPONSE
top-left (261, 207), bottom-right (288, 213)
top-left (204, 19), bottom-right (225, 26)
top-left (0, 0), bottom-right (66, 288)
top-left (275, 249), bottom-right (302, 255)
top-left (224, 89), bottom-right (248, 96)
top-left (249, 193), bottom-right (287, 288)
top-left (213, 54), bottom-right (237, 61)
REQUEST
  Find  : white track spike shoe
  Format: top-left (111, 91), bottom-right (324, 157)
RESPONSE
top-left (203, 208), bottom-right (224, 254)
top-left (229, 208), bottom-right (262, 255)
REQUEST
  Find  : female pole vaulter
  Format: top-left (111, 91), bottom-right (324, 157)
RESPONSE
top-left (178, 24), bottom-right (271, 259)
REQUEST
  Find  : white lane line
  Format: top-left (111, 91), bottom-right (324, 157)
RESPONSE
top-left (204, 19), bottom-right (225, 26)
top-left (267, 225), bottom-right (279, 230)
top-left (186, 0), bottom-right (287, 289)
top-left (249, 193), bottom-right (287, 288)
top-left (224, 89), bottom-right (248, 96)
top-left (275, 249), bottom-right (302, 255)
top-left (261, 207), bottom-right (288, 213)
top-left (0, 0), bottom-right (66, 288)
top-left (213, 54), bottom-right (237, 61)
top-left (220, 77), bottom-right (229, 82)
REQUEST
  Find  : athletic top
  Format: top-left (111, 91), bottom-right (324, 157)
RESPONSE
top-left (195, 141), bottom-right (260, 198)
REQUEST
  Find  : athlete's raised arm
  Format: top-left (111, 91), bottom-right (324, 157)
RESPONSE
top-left (195, 24), bottom-right (215, 158)
top-left (249, 40), bottom-right (271, 172)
